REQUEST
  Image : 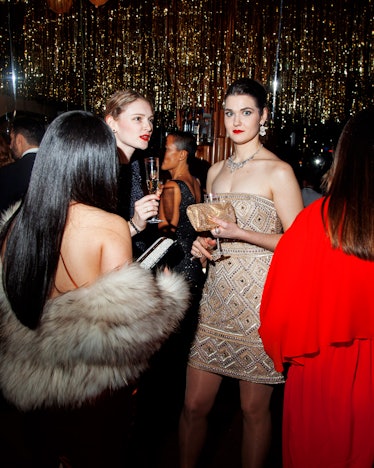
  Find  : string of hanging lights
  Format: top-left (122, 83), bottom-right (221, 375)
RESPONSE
top-left (0, 0), bottom-right (372, 165)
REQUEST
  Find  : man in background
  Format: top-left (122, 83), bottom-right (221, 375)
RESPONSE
top-left (0, 116), bottom-right (45, 213)
top-left (301, 171), bottom-right (323, 207)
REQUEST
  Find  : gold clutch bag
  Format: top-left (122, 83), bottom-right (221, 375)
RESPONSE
top-left (186, 202), bottom-right (236, 232)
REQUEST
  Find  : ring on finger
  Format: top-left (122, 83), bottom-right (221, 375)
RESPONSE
top-left (214, 226), bottom-right (221, 235)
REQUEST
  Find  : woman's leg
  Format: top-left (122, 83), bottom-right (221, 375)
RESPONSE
top-left (179, 365), bottom-right (222, 468)
top-left (239, 380), bottom-right (274, 468)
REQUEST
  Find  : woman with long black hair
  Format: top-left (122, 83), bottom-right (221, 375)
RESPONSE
top-left (0, 110), bottom-right (189, 467)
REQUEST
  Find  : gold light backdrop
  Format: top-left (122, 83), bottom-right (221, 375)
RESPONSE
top-left (0, 0), bottom-right (373, 161)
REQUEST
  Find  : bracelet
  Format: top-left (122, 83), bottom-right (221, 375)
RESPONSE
top-left (129, 217), bottom-right (141, 234)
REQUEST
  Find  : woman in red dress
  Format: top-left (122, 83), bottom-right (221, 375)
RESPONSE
top-left (259, 108), bottom-right (374, 468)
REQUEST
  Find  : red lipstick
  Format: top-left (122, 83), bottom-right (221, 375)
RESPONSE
top-left (233, 130), bottom-right (243, 134)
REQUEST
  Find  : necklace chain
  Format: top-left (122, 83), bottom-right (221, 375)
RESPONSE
top-left (226, 144), bottom-right (263, 173)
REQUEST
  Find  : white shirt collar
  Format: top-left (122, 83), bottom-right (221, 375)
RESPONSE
top-left (21, 148), bottom-right (39, 158)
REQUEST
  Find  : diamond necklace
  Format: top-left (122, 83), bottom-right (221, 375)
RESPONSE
top-left (226, 144), bottom-right (263, 173)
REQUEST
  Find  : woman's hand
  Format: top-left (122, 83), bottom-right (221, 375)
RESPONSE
top-left (131, 194), bottom-right (160, 234)
top-left (209, 216), bottom-right (241, 240)
top-left (191, 236), bottom-right (217, 263)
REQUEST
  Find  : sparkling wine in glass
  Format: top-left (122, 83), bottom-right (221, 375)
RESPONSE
top-left (145, 157), bottom-right (163, 223)
top-left (204, 192), bottom-right (225, 259)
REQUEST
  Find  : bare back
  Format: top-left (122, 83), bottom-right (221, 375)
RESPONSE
top-left (51, 203), bottom-right (132, 298)
top-left (159, 174), bottom-right (201, 232)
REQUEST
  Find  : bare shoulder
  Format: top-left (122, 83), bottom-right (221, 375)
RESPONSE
top-left (207, 160), bottom-right (225, 188)
top-left (165, 180), bottom-right (180, 190)
top-left (82, 204), bottom-right (125, 225)
top-left (162, 180), bottom-right (181, 199)
top-left (209, 160), bottom-right (226, 174)
top-left (258, 148), bottom-right (296, 179)
top-left (68, 204), bottom-right (129, 238)
top-left (56, 204), bottom-right (132, 293)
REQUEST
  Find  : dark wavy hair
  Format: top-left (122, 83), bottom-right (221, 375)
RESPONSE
top-left (223, 77), bottom-right (268, 112)
top-left (322, 107), bottom-right (374, 260)
top-left (1, 110), bottom-right (119, 328)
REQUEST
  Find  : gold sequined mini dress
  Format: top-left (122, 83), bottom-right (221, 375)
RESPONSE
top-left (188, 193), bottom-right (285, 384)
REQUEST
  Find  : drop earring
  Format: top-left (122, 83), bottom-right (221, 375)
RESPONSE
top-left (259, 123), bottom-right (266, 137)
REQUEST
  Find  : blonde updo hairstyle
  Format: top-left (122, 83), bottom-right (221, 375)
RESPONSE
top-left (104, 89), bottom-right (154, 120)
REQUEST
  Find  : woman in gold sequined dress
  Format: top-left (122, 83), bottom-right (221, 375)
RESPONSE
top-left (179, 78), bottom-right (304, 468)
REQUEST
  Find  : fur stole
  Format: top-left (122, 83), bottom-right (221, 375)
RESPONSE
top-left (0, 211), bottom-right (190, 410)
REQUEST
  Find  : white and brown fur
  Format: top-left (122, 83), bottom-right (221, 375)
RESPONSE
top-left (0, 207), bottom-right (190, 411)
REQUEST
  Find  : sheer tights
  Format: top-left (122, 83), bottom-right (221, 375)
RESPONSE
top-left (179, 365), bottom-right (274, 468)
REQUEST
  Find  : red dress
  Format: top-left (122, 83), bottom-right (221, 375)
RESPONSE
top-left (259, 198), bottom-right (374, 467)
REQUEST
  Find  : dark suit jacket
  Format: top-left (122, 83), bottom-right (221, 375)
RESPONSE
top-left (0, 151), bottom-right (37, 213)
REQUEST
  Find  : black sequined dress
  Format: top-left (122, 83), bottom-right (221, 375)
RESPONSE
top-left (171, 180), bottom-right (205, 288)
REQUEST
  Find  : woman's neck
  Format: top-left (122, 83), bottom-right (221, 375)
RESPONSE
top-left (170, 166), bottom-right (190, 180)
top-left (117, 144), bottom-right (134, 164)
top-left (233, 139), bottom-right (262, 161)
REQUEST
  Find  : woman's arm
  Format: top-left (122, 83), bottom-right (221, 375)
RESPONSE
top-left (101, 214), bottom-right (133, 272)
top-left (128, 194), bottom-right (160, 236)
top-left (271, 162), bottom-right (304, 232)
top-left (210, 221), bottom-right (283, 252)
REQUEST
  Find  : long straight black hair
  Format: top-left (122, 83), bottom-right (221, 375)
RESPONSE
top-left (1, 110), bottom-right (119, 329)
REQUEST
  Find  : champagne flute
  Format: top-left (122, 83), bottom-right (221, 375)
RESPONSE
top-left (145, 157), bottom-right (163, 223)
top-left (204, 192), bottom-right (225, 259)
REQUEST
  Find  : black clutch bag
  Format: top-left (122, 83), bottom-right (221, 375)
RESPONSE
top-left (136, 237), bottom-right (184, 271)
